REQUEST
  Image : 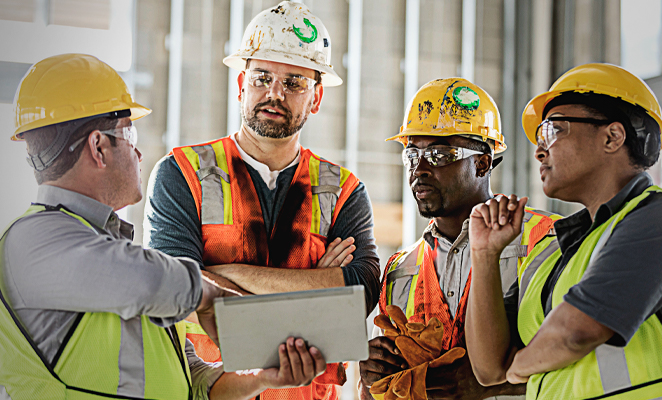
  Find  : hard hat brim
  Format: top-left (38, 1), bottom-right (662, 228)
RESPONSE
top-left (386, 131), bottom-right (507, 153)
top-left (223, 50), bottom-right (343, 87)
top-left (12, 102), bottom-right (151, 141)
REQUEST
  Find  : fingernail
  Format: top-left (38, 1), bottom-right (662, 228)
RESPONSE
top-left (393, 348), bottom-right (400, 355)
top-left (493, 223), bottom-right (499, 229)
top-left (500, 216), bottom-right (506, 224)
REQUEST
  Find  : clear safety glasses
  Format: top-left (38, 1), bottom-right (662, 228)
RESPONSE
top-left (68, 126), bottom-right (138, 152)
top-left (402, 145), bottom-right (484, 170)
top-left (536, 117), bottom-right (611, 150)
top-left (247, 70), bottom-right (317, 94)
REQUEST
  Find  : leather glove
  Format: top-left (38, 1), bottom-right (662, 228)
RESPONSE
top-left (370, 362), bottom-right (428, 400)
top-left (374, 305), bottom-right (444, 368)
top-left (370, 306), bottom-right (466, 400)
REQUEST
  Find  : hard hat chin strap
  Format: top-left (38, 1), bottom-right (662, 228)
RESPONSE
top-left (26, 110), bottom-right (130, 172)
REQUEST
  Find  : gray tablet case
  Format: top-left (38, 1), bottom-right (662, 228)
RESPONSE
top-left (214, 285), bottom-right (369, 372)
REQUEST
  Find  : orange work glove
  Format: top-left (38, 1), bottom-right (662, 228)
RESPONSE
top-left (371, 306), bottom-right (467, 400)
top-left (374, 305), bottom-right (444, 368)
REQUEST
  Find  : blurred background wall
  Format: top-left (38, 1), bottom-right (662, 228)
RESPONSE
top-left (1, 0), bottom-right (662, 397)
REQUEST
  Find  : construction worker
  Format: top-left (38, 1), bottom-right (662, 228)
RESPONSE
top-left (144, 2), bottom-right (380, 399)
top-left (466, 63), bottom-right (662, 399)
top-left (358, 78), bottom-right (562, 400)
top-left (0, 53), bottom-right (328, 400)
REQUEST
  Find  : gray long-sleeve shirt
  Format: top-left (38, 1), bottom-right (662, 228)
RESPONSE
top-left (1, 185), bottom-right (222, 399)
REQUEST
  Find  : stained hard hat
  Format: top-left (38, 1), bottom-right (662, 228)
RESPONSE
top-left (387, 78), bottom-right (506, 153)
top-left (223, 1), bottom-right (342, 87)
top-left (522, 63), bottom-right (662, 145)
top-left (12, 53), bottom-right (151, 140)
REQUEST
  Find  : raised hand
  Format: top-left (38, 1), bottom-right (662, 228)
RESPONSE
top-left (468, 195), bottom-right (528, 258)
top-left (316, 237), bottom-right (356, 268)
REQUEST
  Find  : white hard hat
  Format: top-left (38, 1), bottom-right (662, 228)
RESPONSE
top-left (223, 1), bottom-right (342, 87)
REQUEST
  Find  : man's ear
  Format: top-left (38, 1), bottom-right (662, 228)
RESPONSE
top-left (476, 153), bottom-right (492, 177)
top-left (86, 130), bottom-right (112, 169)
top-left (310, 85), bottom-right (324, 114)
top-left (237, 71), bottom-right (246, 102)
top-left (604, 122), bottom-right (627, 154)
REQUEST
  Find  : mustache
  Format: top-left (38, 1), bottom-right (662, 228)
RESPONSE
top-left (253, 100), bottom-right (291, 119)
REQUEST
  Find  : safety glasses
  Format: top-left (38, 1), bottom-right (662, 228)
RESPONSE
top-left (402, 145), bottom-right (483, 170)
top-left (536, 117), bottom-right (611, 150)
top-left (68, 126), bottom-right (138, 152)
top-left (247, 70), bottom-right (317, 94)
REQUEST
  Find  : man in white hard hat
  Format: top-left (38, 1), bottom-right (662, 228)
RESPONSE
top-left (144, 2), bottom-right (380, 399)
top-left (0, 53), bottom-right (326, 400)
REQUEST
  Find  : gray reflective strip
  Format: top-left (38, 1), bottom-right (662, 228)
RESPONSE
top-left (197, 166), bottom-right (229, 183)
top-left (117, 317), bottom-right (145, 397)
top-left (193, 145), bottom-right (225, 224)
top-left (595, 344), bottom-right (631, 393)
top-left (518, 239), bottom-right (560, 308)
top-left (587, 218), bottom-right (618, 268)
top-left (312, 185), bottom-right (342, 196)
top-left (501, 244), bottom-right (527, 258)
top-left (316, 162), bottom-right (341, 236)
top-left (386, 264), bottom-right (421, 283)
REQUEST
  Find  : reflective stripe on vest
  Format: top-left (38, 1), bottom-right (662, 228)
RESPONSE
top-left (172, 137), bottom-right (359, 400)
top-left (517, 186), bottom-right (662, 399)
top-left (0, 205), bottom-right (192, 399)
top-left (379, 207), bottom-right (561, 350)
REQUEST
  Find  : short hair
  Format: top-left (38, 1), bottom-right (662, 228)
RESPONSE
top-left (22, 117), bottom-right (119, 184)
top-left (544, 92), bottom-right (661, 169)
top-left (244, 58), bottom-right (322, 86)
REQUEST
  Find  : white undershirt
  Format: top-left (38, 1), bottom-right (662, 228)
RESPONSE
top-left (230, 133), bottom-right (300, 190)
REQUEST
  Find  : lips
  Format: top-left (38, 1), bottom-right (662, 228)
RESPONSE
top-left (539, 164), bottom-right (550, 179)
top-left (412, 183), bottom-right (436, 200)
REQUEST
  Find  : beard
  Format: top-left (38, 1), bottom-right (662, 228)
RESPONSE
top-left (418, 201), bottom-right (444, 219)
top-left (241, 99), bottom-right (310, 139)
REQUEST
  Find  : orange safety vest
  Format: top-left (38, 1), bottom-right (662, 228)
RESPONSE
top-left (378, 207), bottom-right (561, 350)
top-left (172, 136), bottom-right (360, 400)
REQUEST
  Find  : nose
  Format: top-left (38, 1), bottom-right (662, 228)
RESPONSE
top-left (135, 146), bottom-right (143, 162)
top-left (412, 156), bottom-right (432, 178)
top-left (266, 80), bottom-right (286, 101)
top-left (534, 144), bottom-right (547, 163)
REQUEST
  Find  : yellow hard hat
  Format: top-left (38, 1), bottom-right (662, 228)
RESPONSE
top-left (522, 63), bottom-right (662, 145)
top-left (387, 78), bottom-right (506, 153)
top-left (12, 53), bottom-right (151, 140)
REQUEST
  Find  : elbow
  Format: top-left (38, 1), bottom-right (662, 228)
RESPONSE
top-left (472, 366), bottom-right (508, 387)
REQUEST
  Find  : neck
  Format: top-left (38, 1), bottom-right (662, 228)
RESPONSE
top-left (581, 168), bottom-right (641, 220)
top-left (236, 125), bottom-right (301, 171)
top-left (433, 187), bottom-right (493, 241)
top-left (48, 170), bottom-right (124, 211)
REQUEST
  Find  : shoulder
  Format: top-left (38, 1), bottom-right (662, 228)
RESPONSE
top-left (5, 210), bottom-right (96, 252)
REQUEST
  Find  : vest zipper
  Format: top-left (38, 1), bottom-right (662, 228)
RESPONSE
top-left (535, 372), bottom-right (548, 399)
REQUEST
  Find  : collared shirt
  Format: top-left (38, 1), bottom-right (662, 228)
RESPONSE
top-left (1, 185), bottom-right (222, 397)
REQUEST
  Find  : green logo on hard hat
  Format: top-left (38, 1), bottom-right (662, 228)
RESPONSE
top-left (452, 86), bottom-right (480, 110)
top-left (293, 18), bottom-right (318, 43)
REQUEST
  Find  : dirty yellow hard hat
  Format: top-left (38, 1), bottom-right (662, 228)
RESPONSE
top-left (387, 78), bottom-right (506, 153)
top-left (522, 63), bottom-right (662, 145)
top-left (12, 53), bottom-right (151, 140)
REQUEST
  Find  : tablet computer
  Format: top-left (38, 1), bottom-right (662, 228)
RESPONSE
top-left (214, 285), bottom-right (369, 372)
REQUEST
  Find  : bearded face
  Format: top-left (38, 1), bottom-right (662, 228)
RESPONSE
top-left (241, 98), bottom-right (312, 139)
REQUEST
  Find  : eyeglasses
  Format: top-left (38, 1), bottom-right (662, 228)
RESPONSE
top-left (246, 70), bottom-right (317, 94)
top-left (402, 145), bottom-right (484, 170)
top-left (68, 126), bottom-right (138, 152)
top-left (536, 117), bottom-right (611, 150)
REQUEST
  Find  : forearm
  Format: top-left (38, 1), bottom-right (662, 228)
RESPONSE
top-left (207, 264), bottom-right (345, 294)
top-left (507, 302), bottom-right (612, 379)
top-left (209, 371), bottom-right (266, 400)
top-left (465, 251), bottom-right (513, 385)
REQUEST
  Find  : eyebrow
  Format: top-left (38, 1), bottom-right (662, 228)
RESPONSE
top-left (406, 138), bottom-right (451, 148)
top-left (249, 68), bottom-right (306, 78)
